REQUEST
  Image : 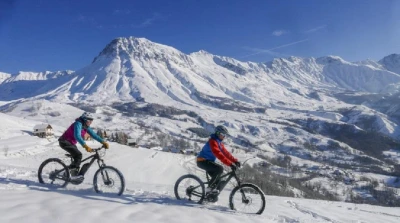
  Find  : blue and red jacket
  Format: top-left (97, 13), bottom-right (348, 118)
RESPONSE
top-left (197, 134), bottom-right (237, 166)
top-left (60, 118), bottom-right (104, 146)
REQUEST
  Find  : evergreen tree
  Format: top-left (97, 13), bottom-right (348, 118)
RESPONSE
top-left (110, 133), bottom-right (115, 142)
top-left (96, 129), bottom-right (103, 138)
top-left (103, 130), bottom-right (107, 138)
top-left (115, 132), bottom-right (119, 143)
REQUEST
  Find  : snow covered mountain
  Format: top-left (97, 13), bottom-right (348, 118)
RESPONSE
top-left (0, 70), bottom-right (74, 100)
top-left (1, 37), bottom-right (400, 104)
top-left (1, 37), bottom-right (400, 209)
top-left (0, 71), bottom-right (11, 84)
top-left (379, 53), bottom-right (400, 74)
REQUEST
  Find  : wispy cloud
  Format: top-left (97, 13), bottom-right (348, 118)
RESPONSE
top-left (76, 15), bottom-right (103, 29)
top-left (304, 25), bottom-right (327, 33)
top-left (131, 13), bottom-right (163, 28)
top-left (241, 39), bottom-right (309, 58)
top-left (75, 12), bottom-right (165, 30)
top-left (242, 47), bottom-right (288, 58)
top-left (113, 9), bottom-right (131, 15)
top-left (268, 39), bottom-right (309, 51)
top-left (272, 30), bottom-right (289, 37)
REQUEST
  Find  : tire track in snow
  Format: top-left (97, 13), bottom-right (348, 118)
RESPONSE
top-left (359, 209), bottom-right (400, 218)
top-left (286, 200), bottom-right (340, 223)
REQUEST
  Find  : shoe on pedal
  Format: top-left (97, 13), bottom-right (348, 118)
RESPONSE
top-left (205, 187), bottom-right (219, 194)
top-left (70, 175), bottom-right (84, 181)
top-left (69, 167), bottom-right (80, 176)
top-left (205, 188), bottom-right (219, 203)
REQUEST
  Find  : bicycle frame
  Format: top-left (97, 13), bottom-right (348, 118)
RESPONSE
top-left (204, 170), bottom-right (241, 192)
top-left (78, 149), bottom-right (107, 173)
top-left (50, 148), bottom-right (106, 181)
top-left (204, 157), bottom-right (255, 191)
top-left (184, 170), bottom-right (241, 199)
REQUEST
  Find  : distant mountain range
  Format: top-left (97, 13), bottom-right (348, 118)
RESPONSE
top-left (1, 37), bottom-right (400, 105)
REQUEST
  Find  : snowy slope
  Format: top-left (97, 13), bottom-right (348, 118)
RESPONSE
top-left (0, 70), bottom-right (74, 100)
top-left (0, 114), bottom-right (399, 223)
top-left (0, 72), bottom-right (11, 84)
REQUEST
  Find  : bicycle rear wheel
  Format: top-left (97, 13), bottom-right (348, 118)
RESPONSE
top-left (93, 166), bottom-right (125, 196)
top-left (229, 183), bottom-right (266, 215)
top-left (174, 174), bottom-right (205, 204)
top-left (38, 158), bottom-right (69, 188)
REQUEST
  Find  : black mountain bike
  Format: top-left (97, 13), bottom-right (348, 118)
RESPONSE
top-left (38, 146), bottom-right (125, 196)
top-left (174, 159), bottom-right (266, 215)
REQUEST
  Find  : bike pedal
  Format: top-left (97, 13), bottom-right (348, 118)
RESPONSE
top-left (205, 195), bottom-right (219, 203)
top-left (70, 175), bottom-right (84, 185)
top-left (69, 168), bottom-right (80, 176)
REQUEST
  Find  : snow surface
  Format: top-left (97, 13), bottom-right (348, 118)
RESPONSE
top-left (0, 112), bottom-right (399, 223)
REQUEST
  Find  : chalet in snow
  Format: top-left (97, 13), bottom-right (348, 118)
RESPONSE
top-left (33, 124), bottom-right (53, 138)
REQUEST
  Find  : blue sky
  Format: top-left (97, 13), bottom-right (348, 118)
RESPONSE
top-left (1, 0), bottom-right (399, 73)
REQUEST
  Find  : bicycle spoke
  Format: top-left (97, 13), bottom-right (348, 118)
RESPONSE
top-left (93, 166), bottom-right (125, 196)
top-left (230, 184), bottom-right (265, 214)
top-left (38, 159), bottom-right (69, 188)
top-left (174, 175), bottom-right (205, 204)
top-left (190, 191), bottom-right (203, 198)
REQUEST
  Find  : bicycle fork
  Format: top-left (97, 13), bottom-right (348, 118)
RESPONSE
top-left (97, 159), bottom-right (112, 186)
top-left (234, 174), bottom-right (250, 204)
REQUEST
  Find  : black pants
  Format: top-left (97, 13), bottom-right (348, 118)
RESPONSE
top-left (59, 138), bottom-right (82, 168)
top-left (197, 160), bottom-right (223, 189)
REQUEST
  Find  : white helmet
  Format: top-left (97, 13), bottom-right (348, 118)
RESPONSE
top-left (81, 112), bottom-right (94, 120)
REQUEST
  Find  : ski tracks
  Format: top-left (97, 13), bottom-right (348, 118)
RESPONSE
top-left (286, 200), bottom-right (340, 223)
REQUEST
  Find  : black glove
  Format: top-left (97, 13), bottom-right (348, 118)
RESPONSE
top-left (230, 164), bottom-right (237, 171)
top-left (234, 161), bottom-right (241, 168)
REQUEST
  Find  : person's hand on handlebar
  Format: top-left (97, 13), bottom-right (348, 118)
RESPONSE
top-left (83, 144), bottom-right (93, 152)
top-left (102, 141), bottom-right (109, 149)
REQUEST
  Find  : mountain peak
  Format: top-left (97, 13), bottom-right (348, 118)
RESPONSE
top-left (92, 36), bottom-right (187, 63)
top-left (95, 37), bottom-right (150, 58)
top-left (197, 50), bottom-right (213, 55)
top-left (189, 50), bottom-right (215, 59)
top-left (316, 55), bottom-right (347, 65)
top-left (379, 54), bottom-right (400, 74)
top-left (380, 53), bottom-right (400, 61)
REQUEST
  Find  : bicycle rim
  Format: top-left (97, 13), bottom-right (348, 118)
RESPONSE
top-left (93, 166), bottom-right (125, 196)
top-left (174, 175), bottom-right (205, 204)
top-left (229, 183), bottom-right (266, 214)
top-left (38, 159), bottom-right (69, 188)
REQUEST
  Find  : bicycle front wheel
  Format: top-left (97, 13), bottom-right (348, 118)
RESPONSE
top-left (174, 174), bottom-right (205, 204)
top-left (38, 158), bottom-right (69, 188)
top-left (93, 166), bottom-right (125, 196)
top-left (229, 183), bottom-right (266, 215)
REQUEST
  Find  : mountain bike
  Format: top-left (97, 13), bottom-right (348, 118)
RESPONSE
top-left (174, 158), bottom-right (266, 215)
top-left (38, 146), bottom-right (125, 196)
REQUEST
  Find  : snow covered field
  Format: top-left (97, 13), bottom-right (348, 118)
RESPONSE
top-left (0, 126), bottom-right (399, 223)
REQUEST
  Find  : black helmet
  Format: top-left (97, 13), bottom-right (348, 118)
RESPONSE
top-left (215, 125), bottom-right (229, 136)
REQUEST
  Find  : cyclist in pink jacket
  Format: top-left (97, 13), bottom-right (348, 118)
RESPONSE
top-left (58, 112), bottom-right (108, 179)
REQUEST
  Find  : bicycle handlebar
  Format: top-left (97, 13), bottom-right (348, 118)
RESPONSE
top-left (242, 157), bottom-right (256, 166)
top-left (229, 157), bottom-right (256, 172)
top-left (92, 145), bottom-right (106, 152)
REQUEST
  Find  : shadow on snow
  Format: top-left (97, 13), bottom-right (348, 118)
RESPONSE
top-left (0, 177), bottom-right (233, 214)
